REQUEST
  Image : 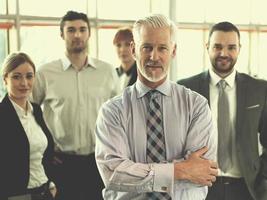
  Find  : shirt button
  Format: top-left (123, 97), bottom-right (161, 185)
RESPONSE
top-left (161, 186), bottom-right (168, 191)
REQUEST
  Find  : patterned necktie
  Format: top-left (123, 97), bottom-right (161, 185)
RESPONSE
top-left (146, 90), bottom-right (171, 200)
top-left (217, 80), bottom-right (232, 172)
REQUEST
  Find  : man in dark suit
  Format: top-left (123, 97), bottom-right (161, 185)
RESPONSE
top-left (178, 21), bottom-right (267, 200)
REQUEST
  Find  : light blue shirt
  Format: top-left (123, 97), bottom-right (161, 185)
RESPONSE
top-left (95, 79), bottom-right (216, 200)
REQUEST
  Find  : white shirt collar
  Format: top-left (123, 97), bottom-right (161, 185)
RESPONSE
top-left (209, 69), bottom-right (236, 88)
top-left (60, 54), bottom-right (96, 71)
top-left (135, 78), bottom-right (172, 99)
top-left (9, 98), bottom-right (33, 117)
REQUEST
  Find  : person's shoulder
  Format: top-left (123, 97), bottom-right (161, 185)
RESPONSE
top-left (38, 59), bottom-right (62, 72)
top-left (102, 86), bottom-right (133, 109)
top-left (171, 81), bottom-right (208, 104)
top-left (90, 57), bottom-right (114, 70)
top-left (177, 71), bottom-right (207, 85)
top-left (238, 72), bottom-right (267, 87)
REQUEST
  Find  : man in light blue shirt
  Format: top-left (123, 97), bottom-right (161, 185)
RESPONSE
top-left (95, 14), bottom-right (218, 200)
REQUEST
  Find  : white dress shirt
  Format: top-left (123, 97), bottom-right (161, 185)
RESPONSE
top-left (209, 69), bottom-right (242, 177)
top-left (10, 99), bottom-right (48, 188)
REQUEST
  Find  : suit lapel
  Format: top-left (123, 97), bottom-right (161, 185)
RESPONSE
top-left (2, 94), bottom-right (29, 141)
top-left (236, 73), bottom-right (247, 135)
top-left (200, 71), bottom-right (211, 106)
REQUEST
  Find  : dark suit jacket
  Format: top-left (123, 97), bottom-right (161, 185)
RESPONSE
top-left (178, 71), bottom-right (267, 200)
top-left (0, 94), bottom-right (54, 198)
top-left (116, 62), bottom-right (137, 87)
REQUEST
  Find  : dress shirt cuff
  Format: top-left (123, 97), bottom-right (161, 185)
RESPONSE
top-left (153, 163), bottom-right (174, 194)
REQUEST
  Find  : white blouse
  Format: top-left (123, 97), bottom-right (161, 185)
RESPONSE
top-left (10, 99), bottom-right (48, 188)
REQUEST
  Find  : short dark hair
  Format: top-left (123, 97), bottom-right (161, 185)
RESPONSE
top-left (208, 21), bottom-right (240, 44)
top-left (113, 28), bottom-right (133, 45)
top-left (60, 10), bottom-right (90, 34)
top-left (2, 52), bottom-right (35, 78)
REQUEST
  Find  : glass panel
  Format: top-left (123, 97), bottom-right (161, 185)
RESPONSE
top-left (97, 0), bottom-right (149, 20)
top-left (19, 26), bottom-right (65, 68)
top-left (235, 31), bottom-right (249, 74)
top-left (176, 29), bottom-right (204, 79)
top-left (250, 0), bottom-right (267, 24)
top-left (0, 29), bottom-right (7, 99)
top-left (205, 0), bottom-right (250, 24)
top-left (0, 0), bottom-right (6, 14)
top-left (7, 0), bottom-right (16, 14)
top-left (87, 0), bottom-right (97, 18)
top-left (98, 28), bottom-right (118, 67)
top-left (258, 33), bottom-right (267, 79)
top-left (19, 0), bottom-right (87, 17)
top-left (176, 0), bottom-right (205, 22)
top-left (151, 0), bottom-right (169, 17)
top-left (19, 26), bottom-right (97, 69)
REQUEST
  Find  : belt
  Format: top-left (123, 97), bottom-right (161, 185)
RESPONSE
top-left (26, 182), bottom-right (48, 194)
top-left (8, 182), bottom-right (51, 200)
top-left (216, 176), bottom-right (244, 185)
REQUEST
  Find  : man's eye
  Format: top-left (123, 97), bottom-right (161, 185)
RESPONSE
top-left (143, 46), bottom-right (152, 51)
top-left (68, 29), bottom-right (75, 33)
top-left (214, 46), bottom-right (222, 50)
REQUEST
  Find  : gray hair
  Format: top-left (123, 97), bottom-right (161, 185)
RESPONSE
top-left (132, 14), bottom-right (177, 45)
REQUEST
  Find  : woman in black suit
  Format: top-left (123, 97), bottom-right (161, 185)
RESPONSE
top-left (113, 27), bottom-right (137, 92)
top-left (0, 52), bottom-right (56, 200)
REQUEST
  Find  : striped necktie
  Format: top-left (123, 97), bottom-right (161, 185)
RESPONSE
top-left (146, 90), bottom-right (171, 200)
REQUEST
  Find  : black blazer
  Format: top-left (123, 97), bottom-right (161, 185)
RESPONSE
top-left (178, 71), bottom-right (267, 200)
top-left (0, 94), bottom-right (54, 198)
top-left (116, 61), bottom-right (137, 87)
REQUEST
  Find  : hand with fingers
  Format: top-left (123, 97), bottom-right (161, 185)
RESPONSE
top-left (174, 146), bottom-right (218, 186)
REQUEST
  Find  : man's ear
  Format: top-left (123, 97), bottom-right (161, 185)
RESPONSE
top-left (131, 41), bottom-right (136, 59)
top-left (60, 31), bottom-right (64, 39)
top-left (172, 44), bottom-right (177, 58)
top-left (3, 77), bottom-right (7, 86)
top-left (206, 42), bottom-right (209, 50)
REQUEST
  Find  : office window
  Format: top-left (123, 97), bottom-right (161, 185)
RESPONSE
top-left (20, 26), bottom-right (65, 68)
top-left (176, 0), bottom-right (205, 22)
top-left (235, 32), bottom-right (249, 74)
top-left (19, 0), bottom-right (89, 17)
top-left (19, 26), bottom-right (97, 69)
top-left (205, 0), bottom-right (250, 24)
top-left (258, 33), bottom-right (267, 79)
top-left (98, 28), bottom-right (118, 67)
top-left (97, 0), bottom-right (149, 20)
top-left (150, 0), bottom-right (169, 17)
top-left (0, 29), bottom-right (7, 98)
top-left (0, 0), bottom-right (6, 14)
top-left (176, 29), bottom-right (205, 79)
top-left (250, 0), bottom-right (267, 24)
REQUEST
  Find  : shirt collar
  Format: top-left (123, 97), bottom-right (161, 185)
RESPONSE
top-left (9, 98), bottom-right (33, 117)
top-left (209, 68), bottom-right (236, 88)
top-left (135, 78), bottom-right (172, 99)
top-left (60, 54), bottom-right (96, 71)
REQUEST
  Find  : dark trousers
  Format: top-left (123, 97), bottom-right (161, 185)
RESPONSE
top-left (50, 152), bottom-right (104, 200)
top-left (7, 182), bottom-right (54, 200)
top-left (206, 177), bottom-right (254, 200)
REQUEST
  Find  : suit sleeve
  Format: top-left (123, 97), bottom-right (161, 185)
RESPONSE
top-left (257, 86), bottom-right (267, 200)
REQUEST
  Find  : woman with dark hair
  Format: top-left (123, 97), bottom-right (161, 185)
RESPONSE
top-left (0, 52), bottom-right (56, 200)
